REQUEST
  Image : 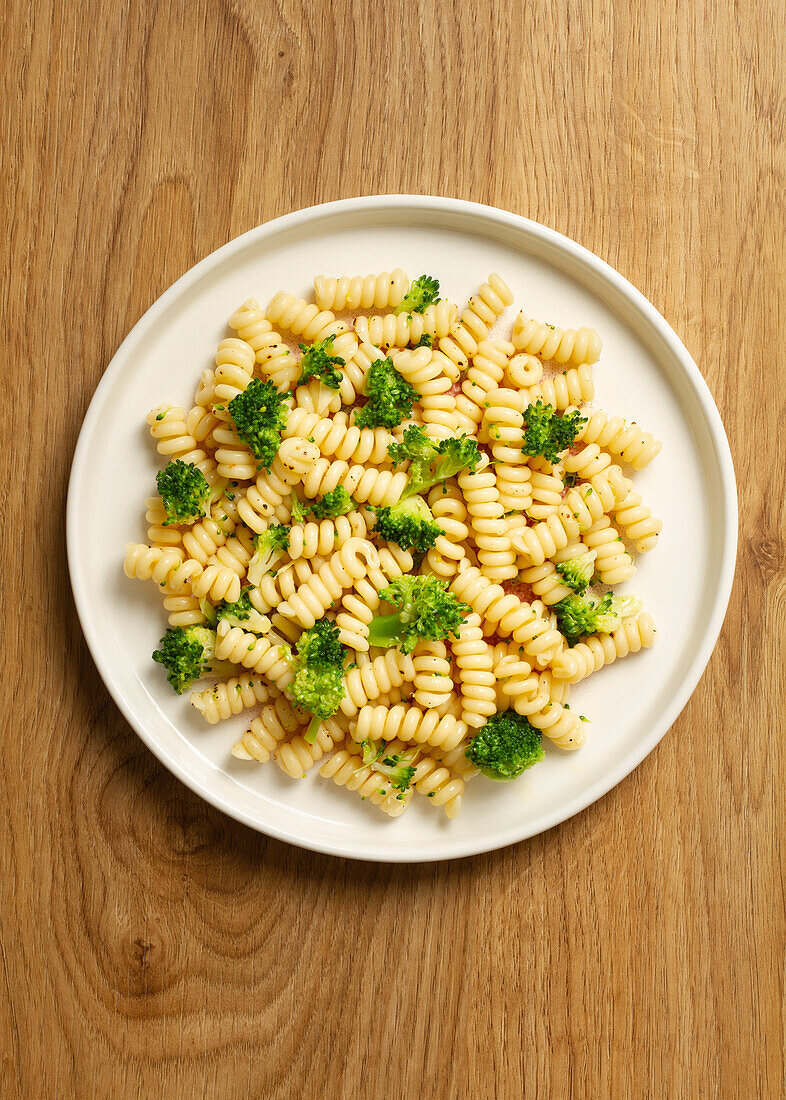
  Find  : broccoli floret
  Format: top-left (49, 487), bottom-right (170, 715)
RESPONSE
top-left (247, 523), bottom-right (290, 586)
top-left (297, 335), bottom-right (345, 390)
top-left (212, 586), bottom-right (271, 633)
top-left (372, 495), bottom-right (444, 553)
top-left (156, 459), bottom-right (210, 526)
top-left (152, 625), bottom-right (216, 693)
top-left (353, 357), bottom-right (417, 429)
top-left (415, 332), bottom-right (433, 348)
top-left (554, 552), bottom-right (596, 595)
top-left (290, 619), bottom-right (347, 740)
top-left (373, 747), bottom-right (418, 791)
top-left (522, 401), bottom-right (586, 464)
top-left (367, 575), bottom-right (470, 654)
top-left (361, 739), bottom-right (386, 765)
top-left (229, 379), bottom-right (290, 470)
top-left (387, 425), bottom-right (482, 498)
top-left (554, 592), bottom-right (644, 640)
top-left (466, 710), bottom-right (545, 780)
top-left (394, 275), bottom-right (440, 315)
top-left (308, 487), bottom-right (354, 520)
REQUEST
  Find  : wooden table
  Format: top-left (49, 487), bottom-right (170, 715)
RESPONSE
top-left (3, 1), bottom-right (783, 1096)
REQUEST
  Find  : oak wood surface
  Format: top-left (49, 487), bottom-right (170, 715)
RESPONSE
top-left (2, 1), bottom-right (783, 1096)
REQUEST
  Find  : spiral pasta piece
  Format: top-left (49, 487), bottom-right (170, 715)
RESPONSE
top-left (354, 301), bottom-right (459, 348)
top-left (190, 563), bottom-right (241, 603)
top-left (482, 388), bottom-right (533, 512)
top-left (228, 298), bottom-right (298, 392)
top-left (563, 443), bottom-right (612, 482)
top-left (209, 524), bottom-right (256, 577)
top-left (528, 699), bottom-right (586, 750)
top-left (287, 512), bottom-right (368, 561)
top-left (145, 405), bottom-right (222, 490)
top-left (410, 756), bottom-right (465, 818)
top-left (215, 620), bottom-right (294, 690)
top-left (425, 485), bottom-right (470, 578)
top-left (527, 469), bottom-right (565, 521)
top-left (518, 548), bottom-right (591, 606)
top-left (411, 640), bottom-right (454, 710)
top-left (524, 365), bottom-right (595, 410)
top-left (231, 697), bottom-right (304, 762)
top-left (504, 352), bottom-right (544, 388)
top-left (438, 274), bottom-right (513, 370)
top-left (213, 337), bottom-right (256, 409)
top-left (283, 408), bottom-right (394, 465)
top-left (212, 422), bottom-right (258, 481)
top-left (314, 268), bottom-right (409, 312)
top-left (318, 741), bottom-right (414, 817)
top-left (606, 471), bottom-right (663, 553)
top-left (460, 340), bottom-right (515, 430)
top-left (349, 703), bottom-right (468, 753)
top-left (181, 510), bottom-right (234, 565)
top-left (339, 650), bottom-right (416, 716)
top-left (576, 408), bottom-right (662, 469)
top-left (451, 613), bottom-right (496, 728)
top-left (274, 716), bottom-right (348, 778)
top-left (450, 565), bottom-right (564, 667)
top-left (191, 671), bottom-right (277, 724)
top-left (163, 594), bottom-right (206, 628)
top-left (551, 612), bottom-right (656, 683)
top-left (491, 653), bottom-right (541, 714)
top-left (249, 557), bottom-right (324, 613)
top-left (299, 457), bottom-right (407, 507)
top-left (267, 291), bottom-right (350, 345)
top-left (277, 538), bottom-right (379, 629)
top-left (581, 516), bottom-right (636, 585)
top-left (512, 314), bottom-right (602, 365)
top-left (458, 465), bottom-right (517, 582)
top-left (391, 347), bottom-right (458, 439)
top-left (123, 544), bottom-right (201, 594)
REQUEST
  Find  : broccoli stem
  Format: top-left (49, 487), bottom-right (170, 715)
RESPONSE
top-left (304, 714), bottom-right (323, 745)
top-left (366, 613), bottom-right (406, 649)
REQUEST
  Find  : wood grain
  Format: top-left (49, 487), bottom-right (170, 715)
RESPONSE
top-left (2, 0), bottom-right (783, 1096)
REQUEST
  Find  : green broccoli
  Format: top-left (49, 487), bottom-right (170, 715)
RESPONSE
top-left (308, 487), bottom-right (355, 520)
top-left (554, 552), bottom-right (596, 595)
top-left (353, 357), bottom-right (417, 429)
top-left (290, 492), bottom-right (308, 525)
top-left (373, 747), bottom-right (418, 791)
top-left (394, 275), bottom-right (440, 315)
top-left (367, 575), bottom-right (470, 654)
top-left (415, 332), bottom-right (433, 348)
top-left (554, 592), bottom-right (643, 641)
top-left (387, 425), bottom-right (482, 498)
top-left (156, 459), bottom-right (210, 526)
top-left (465, 710), bottom-right (545, 780)
top-left (247, 523), bottom-right (290, 586)
top-left (297, 335), bottom-right (345, 390)
top-left (289, 619), bottom-right (347, 743)
top-left (229, 379), bottom-right (290, 470)
top-left (207, 586), bottom-right (270, 634)
top-left (361, 739), bottom-right (386, 765)
top-left (371, 495), bottom-right (444, 553)
top-left (152, 625), bottom-right (217, 693)
top-left (522, 401), bottom-right (586, 464)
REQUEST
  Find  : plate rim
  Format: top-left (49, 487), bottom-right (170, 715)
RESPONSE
top-left (67, 195), bottom-right (738, 862)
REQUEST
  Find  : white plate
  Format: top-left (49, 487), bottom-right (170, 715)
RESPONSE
top-left (67, 196), bottom-right (737, 862)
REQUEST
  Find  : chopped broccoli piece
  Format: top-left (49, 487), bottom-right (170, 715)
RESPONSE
top-left (554, 552), bottom-right (596, 595)
top-left (521, 401), bottom-right (587, 464)
top-left (373, 748), bottom-right (418, 791)
top-left (353, 357), bottom-right (417, 429)
top-left (213, 586), bottom-right (271, 633)
top-left (367, 575), bottom-right (470, 654)
top-left (372, 495), bottom-right (444, 553)
top-left (554, 592), bottom-right (644, 640)
top-left (290, 619), bottom-right (346, 731)
top-left (415, 332), bottom-right (433, 348)
top-left (308, 487), bottom-right (354, 520)
top-left (156, 459), bottom-right (210, 526)
top-left (387, 425), bottom-right (482, 498)
top-left (247, 524), bottom-right (290, 586)
top-left (466, 710), bottom-right (545, 780)
top-left (152, 625), bottom-right (215, 693)
top-left (290, 492), bottom-right (308, 525)
top-left (361, 739), bottom-right (386, 765)
top-left (297, 335), bottom-right (345, 390)
top-left (229, 379), bottom-right (290, 470)
top-left (394, 275), bottom-right (440, 315)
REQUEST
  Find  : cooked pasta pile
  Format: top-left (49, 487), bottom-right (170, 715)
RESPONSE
top-left (124, 268), bottom-right (661, 820)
